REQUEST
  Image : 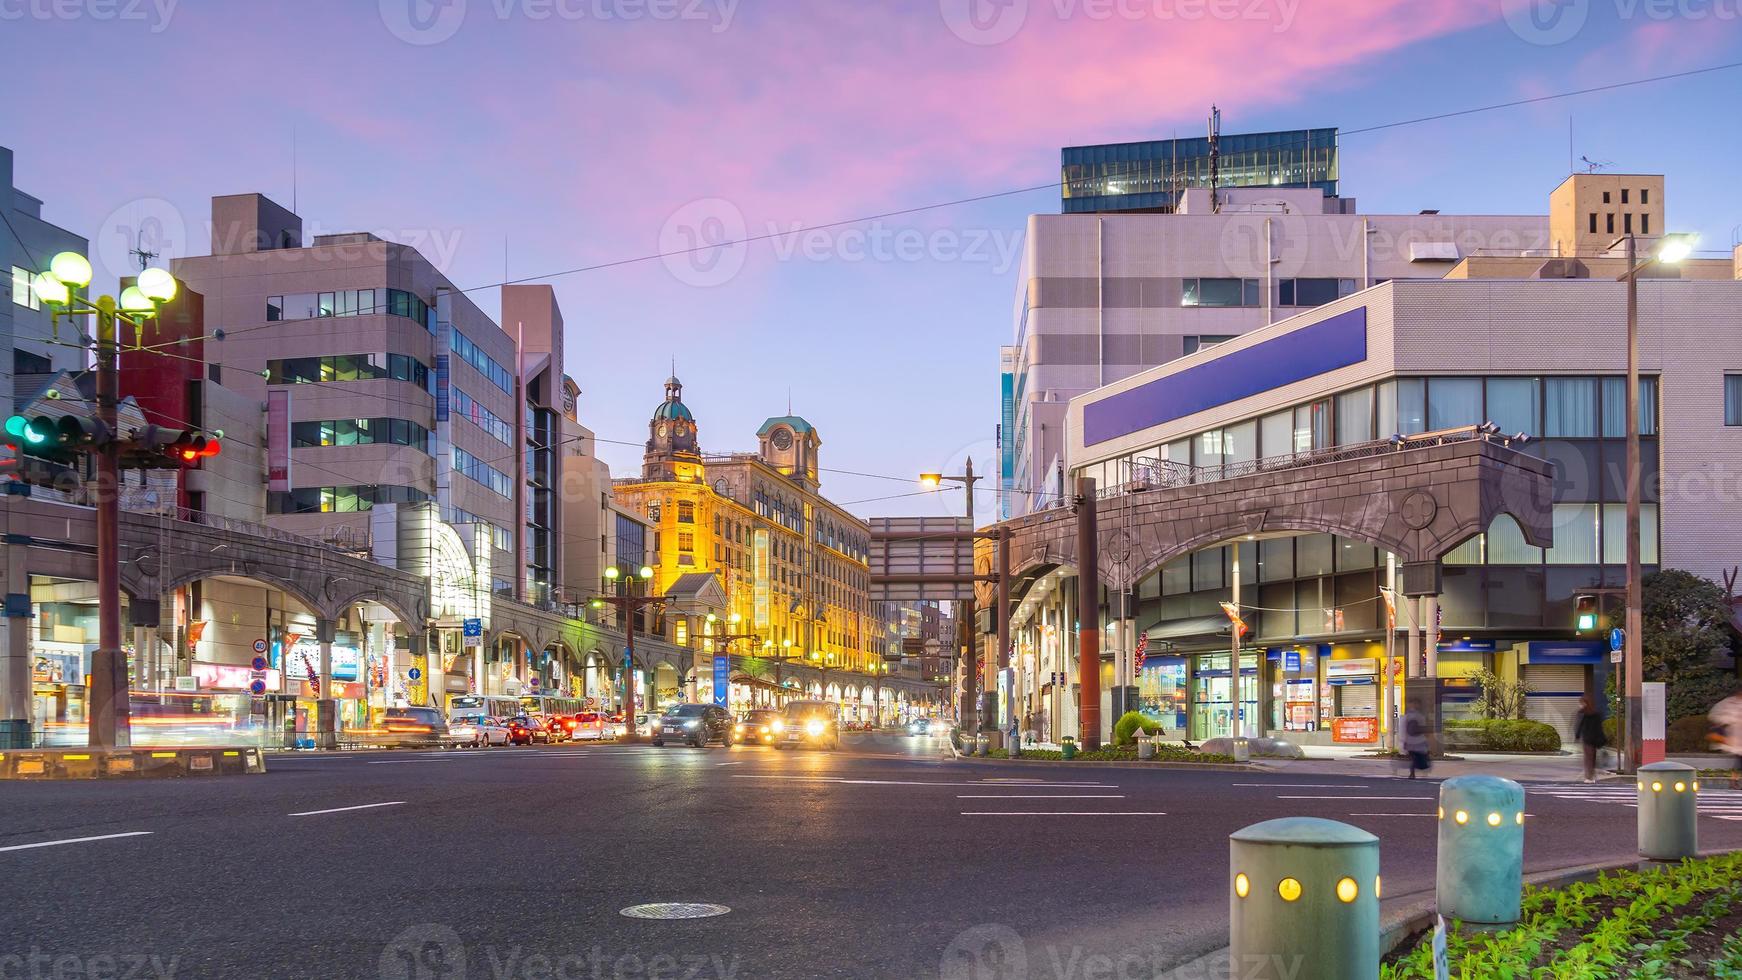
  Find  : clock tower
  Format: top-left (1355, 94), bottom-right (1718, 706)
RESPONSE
top-left (757, 415), bottom-right (820, 490)
top-left (643, 375), bottom-right (703, 481)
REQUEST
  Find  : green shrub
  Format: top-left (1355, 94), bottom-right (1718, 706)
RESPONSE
top-left (1112, 711), bottom-right (1163, 746)
top-left (1668, 714), bottom-right (1714, 753)
top-left (1444, 718), bottom-right (1562, 751)
top-left (1604, 716), bottom-right (1619, 746)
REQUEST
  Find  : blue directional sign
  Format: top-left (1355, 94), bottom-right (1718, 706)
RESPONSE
top-left (463, 618), bottom-right (482, 638)
top-left (712, 655), bottom-right (730, 707)
top-left (408, 667), bottom-right (422, 681)
top-left (1610, 627), bottom-right (1625, 652)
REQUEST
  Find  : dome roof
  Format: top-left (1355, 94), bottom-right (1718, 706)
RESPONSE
top-left (654, 399), bottom-right (694, 422)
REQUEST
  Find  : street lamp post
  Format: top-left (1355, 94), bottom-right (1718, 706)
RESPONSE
top-left (920, 461), bottom-right (982, 734)
top-left (591, 565), bottom-right (658, 742)
top-left (1616, 232), bottom-right (1693, 773)
top-left (26, 254), bottom-right (178, 750)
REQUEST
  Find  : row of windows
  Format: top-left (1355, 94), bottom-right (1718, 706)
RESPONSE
top-left (1588, 212), bottom-right (1650, 236)
top-left (1091, 375), bottom-right (1661, 484)
top-left (453, 388), bottom-right (513, 445)
top-left (266, 288), bottom-right (431, 328)
top-left (269, 484), bottom-right (431, 514)
top-left (454, 447), bottom-right (514, 498)
top-left (266, 353), bottom-right (433, 390)
top-left (444, 506), bottom-right (513, 552)
top-left (290, 417), bottom-right (432, 453)
top-left (1180, 278), bottom-right (1357, 309)
top-left (451, 329), bottom-right (514, 394)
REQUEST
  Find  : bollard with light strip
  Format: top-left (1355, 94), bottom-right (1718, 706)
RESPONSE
top-left (1436, 775), bottom-right (1525, 926)
top-left (1230, 817), bottom-right (1380, 980)
top-left (1637, 760), bottom-right (1699, 861)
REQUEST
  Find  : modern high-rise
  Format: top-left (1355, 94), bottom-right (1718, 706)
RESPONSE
top-left (1001, 176), bottom-right (1555, 518)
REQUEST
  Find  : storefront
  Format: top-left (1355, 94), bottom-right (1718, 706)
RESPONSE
top-left (1137, 656), bottom-right (1189, 734)
top-left (1266, 645), bottom-right (1321, 733)
top-left (1190, 652), bottom-right (1259, 740)
top-left (30, 640), bottom-right (88, 745)
top-left (1521, 640), bottom-right (1604, 742)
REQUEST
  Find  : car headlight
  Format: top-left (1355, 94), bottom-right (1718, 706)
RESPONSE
top-left (683, 720), bottom-right (699, 729)
top-left (771, 719), bottom-right (785, 733)
top-left (806, 720), bottom-right (825, 737)
top-left (733, 724), bottom-right (744, 734)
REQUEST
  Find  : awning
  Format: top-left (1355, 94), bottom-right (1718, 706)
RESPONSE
top-left (1145, 616), bottom-right (1232, 643)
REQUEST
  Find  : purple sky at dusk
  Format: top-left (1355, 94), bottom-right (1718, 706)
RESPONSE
top-left (4, 0), bottom-right (1740, 518)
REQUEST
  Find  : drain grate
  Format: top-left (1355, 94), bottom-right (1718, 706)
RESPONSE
top-left (619, 902), bottom-right (731, 920)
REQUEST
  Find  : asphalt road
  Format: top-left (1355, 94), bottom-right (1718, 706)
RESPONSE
top-left (3, 735), bottom-right (1740, 980)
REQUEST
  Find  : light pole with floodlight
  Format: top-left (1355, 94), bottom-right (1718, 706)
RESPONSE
top-left (590, 564), bottom-right (658, 741)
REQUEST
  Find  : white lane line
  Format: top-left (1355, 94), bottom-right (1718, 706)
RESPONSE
top-left (716, 762), bottom-right (744, 767)
top-left (1277, 795), bottom-right (1437, 801)
top-left (1348, 813), bottom-right (1435, 817)
top-left (0, 832), bottom-right (153, 853)
top-left (962, 811), bottom-right (1167, 817)
top-left (732, 775), bottom-right (1117, 789)
top-left (366, 760), bottom-right (461, 765)
top-left (981, 778), bottom-right (1047, 783)
top-left (1231, 783), bottom-right (1382, 789)
top-left (957, 794), bottom-right (1125, 799)
top-left (289, 802), bottom-right (406, 817)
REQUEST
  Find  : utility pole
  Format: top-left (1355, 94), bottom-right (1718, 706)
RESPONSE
top-left (1074, 476), bottom-right (1102, 749)
top-left (591, 565), bottom-right (659, 741)
top-left (90, 297), bottom-right (126, 749)
top-left (919, 461), bottom-right (981, 734)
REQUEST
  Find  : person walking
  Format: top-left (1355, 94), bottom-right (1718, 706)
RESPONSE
top-left (1573, 695), bottom-right (1608, 783)
top-left (1402, 699), bottom-right (1432, 779)
top-left (1710, 684), bottom-right (1742, 789)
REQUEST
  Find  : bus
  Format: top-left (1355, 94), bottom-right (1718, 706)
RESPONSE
top-left (519, 695), bottom-right (582, 718)
top-left (446, 694), bottom-right (521, 724)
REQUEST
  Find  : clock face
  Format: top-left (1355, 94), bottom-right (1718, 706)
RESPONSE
top-left (771, 428), bottom-right (793, 451)
top-left (657, 423), bottom-right (668, 437)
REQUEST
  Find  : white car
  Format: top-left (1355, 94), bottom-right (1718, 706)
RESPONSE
top-left (448, 714), bottom-right (510, 747)
top-left (569, 712), bottom-right (611, 740)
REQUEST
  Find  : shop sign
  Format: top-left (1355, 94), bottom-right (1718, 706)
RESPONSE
top-left (194, 661), bottom-right (284, 692)
top-left (1332, 717), bottom-right (1379, 743)
top-left (1325, 658), bottom-right (1378, 684)
top-left (32, 651), bottom-right (81, 685)
top-left (463, 618), bottom-right (482, 648)
top-left (712, 655), bottom-right (729, 707)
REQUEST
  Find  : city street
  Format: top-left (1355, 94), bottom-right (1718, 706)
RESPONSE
top-left (6, 739), bottom-right (1742, 979)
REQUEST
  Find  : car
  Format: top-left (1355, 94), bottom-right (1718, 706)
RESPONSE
top-left (651, 704), bottom-right (735, 747)
top-left (566, 712), bottom-right (611, 741)
top-left (905, 717), bottom-right (938, 737)
top-left (610, 713), bottom-right (653, 738)
top-left (448, 713), bottom-right (510, 747)
top-left (733, 709), bottom-right (781, 745)
top-left (775, 700), bottom-right (841, 750)
top-left (540, 714), bottom-right (571, 743)
top-left (505, 715), bottom-right (550, 745)
top-left (381, 706), bottom-right (452, 748)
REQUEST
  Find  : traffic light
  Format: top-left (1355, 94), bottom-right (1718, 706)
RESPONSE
top-left (116, 425), bottom-right (221, 469)
top-left (3, 413), bottom-right (110, 461)
top-left (170, 430), bottom-right (221, 464)
top-left (1574, 594), bottom-right (1598, 634)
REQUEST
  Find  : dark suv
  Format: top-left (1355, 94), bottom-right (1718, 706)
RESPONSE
top-left (651, 704), bottom-right (735, 747)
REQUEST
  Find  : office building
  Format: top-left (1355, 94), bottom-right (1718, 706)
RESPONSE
top-left (1061, 127), bottom-right (1339, 214)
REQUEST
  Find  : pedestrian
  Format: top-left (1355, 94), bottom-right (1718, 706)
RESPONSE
top-left (1402, 699), bottom-right (1432, 779)
top-left (1709, 683), bottom-right (1742, 790)
top-left (1573, 694), bottom-right (1608, 783)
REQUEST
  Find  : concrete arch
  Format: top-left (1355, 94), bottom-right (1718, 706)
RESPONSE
top-left (152, 565), bottom-right (326, 619)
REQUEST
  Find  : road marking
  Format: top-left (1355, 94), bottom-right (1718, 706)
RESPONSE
top-left (961, 811), bottom-right (1167, 817)
top-left (981, 778), bottom-right (1047, 783)
top-left (1347, 812), bottom-right (1436, 817)
top-left (1277, 795), bottom-right (1437, 801)
top-left (365, 759), bottom-right (461, 765)
top-left (715, 761), bottom-right (743, 766)
top-left (289, 802), bottom-right (406, 817)
top-left (1231, 783), bottom-right (1382, 789)
top-left (0, 832), bottom-right (153, 853)
top-left (732, 775), bottom-right (1118, 789)
top-left (957, 794), bottom-right (1125, 799)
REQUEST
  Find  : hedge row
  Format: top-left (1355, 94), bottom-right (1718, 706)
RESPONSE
top-left (1443, 718), bottom-right (1563, 752)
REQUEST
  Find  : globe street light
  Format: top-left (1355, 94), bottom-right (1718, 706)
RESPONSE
top-left (592, 564), bottom-right (658, 740)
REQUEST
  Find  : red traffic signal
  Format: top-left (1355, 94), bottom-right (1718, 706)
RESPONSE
top-left (171, 431), bottom-right (221, 464)
top-left (119, 425), bottom-right (221, 469)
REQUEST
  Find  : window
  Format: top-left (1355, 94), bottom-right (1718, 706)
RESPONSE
top-left (1620, 189), bottom-right (1629, 204)
top-left (1601, 376), bottom-right (1657, 437)
top-left (454, 447), bottom-right (514, 498)
top-left (1294, 400), bottom-right (1329, 452)
top-left (678, 501), bottom-right (696, 524)
top-left (10, 266), bottom-right (39, 310)
top-left (1182, 335), bottom-right (1236, 355)
top-left (269, 485), bottom-right (431, 514)
top-left (1485, 377), bottom-right (1540, 436)
top-left (1624, 213), bottom-right (1633, 234)
top-left (1641, 213), bottom-right (1650, 235)
top-left (1259, 411), bottom-right (1292, 458)
top-left (266, 354), bottom-right (433, 392)
top-left (291, 417), bottom-right (432, 452)
top-left (1602, 191), bottom-right (1611, 204)
top-left (1279, 278), bottom-right (1354, 307)
top-left (1545, 378), bottom-right (1598, 437)
top-left (1181, 278), bottom-right (1258, 307)
top-left (1486, 515), bottom-right (1543, 565)
top-left (453, 389), bottom-right (513, 445)
top-left (1426, 378), bottom-right (1481, 430)
top-left (1727, 376), bottom-right (1742, 427)
top-left (677, 532), bottom-right (694, 553)
top-left (1334, 387), bottom-right (1373, 445)
top-left (1606, 213), bottom-right (1614, 235)
top-left (1588, 213), bottom-right (1597, 234)
top-left (1546, 503), bottom-right (1599, 565)
top-left (266, 296), bottom-right (283, 321)
top-left (1640, 188), bottom-right (1649, 205)
top-left (1601, 503), bottom-right (1659, 565)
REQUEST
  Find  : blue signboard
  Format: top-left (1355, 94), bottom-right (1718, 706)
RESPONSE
top-left (462, 618), bottom-right (482, 640)
top-left (1610, 628), bottom-right (1625, 652)
top-left (1528, 641), bottom-right (1605, 665)
top-left (435, 354), bottom-right (451, 421)
top-left (712, 655), bottom-right (730, 707)
top-left (1083, 307), bottom-right (1367, 445)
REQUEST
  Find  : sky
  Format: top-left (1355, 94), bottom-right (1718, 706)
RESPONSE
top-left (3, 0), bottom-right (1740, 520)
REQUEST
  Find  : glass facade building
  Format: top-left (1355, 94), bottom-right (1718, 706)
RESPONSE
top-left (1061, 128), bottom-right (1339, 213)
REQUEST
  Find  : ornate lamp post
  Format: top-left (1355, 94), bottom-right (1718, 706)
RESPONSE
top-left (591, 564), bottom-right (657, 741)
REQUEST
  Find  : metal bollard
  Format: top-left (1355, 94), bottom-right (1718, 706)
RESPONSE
top-left (1638, 761), bottom-right (1699, 861)
top-left (1436, 775), bottom-right (1525, 926)
top-left (1137, 735), bottom-right (1156, 760)
top-left (1231, 737), bottom-right (1251, 763)
top-left (1230, 817), bottom-right (1380, 980)
top-left (975, 735), bottom-right (990, 757)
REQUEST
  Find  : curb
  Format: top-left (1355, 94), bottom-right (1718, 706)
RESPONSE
top-left (949, 754), bottom-right (1266, 774)
top-left (1158, 848), bottom-right (1742, 979)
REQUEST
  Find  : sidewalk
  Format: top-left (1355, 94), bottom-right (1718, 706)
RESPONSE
top-left (1274, 744), bottom-right (1727, 784)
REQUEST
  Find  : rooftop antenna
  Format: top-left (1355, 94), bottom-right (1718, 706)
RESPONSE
top-left (787, 387), bottom-right (792, 416)
top-left (291, 124), bottom-right (298, 214)
top-left (128, 229), bottom-right (158, 272)
top-left (1207, 105), bottom-right (1222, 213)
top-left (1567, 116), bottom-right (1574, 175)
top-left (1580, 154), bottom-right (1612, 174)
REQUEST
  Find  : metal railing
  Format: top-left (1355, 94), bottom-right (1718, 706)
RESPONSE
top-left (1096, 425), bottom-right (1529, 499)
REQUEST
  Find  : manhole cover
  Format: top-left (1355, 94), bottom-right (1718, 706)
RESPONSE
top-left (619, 903), bottom-right (731, 920)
